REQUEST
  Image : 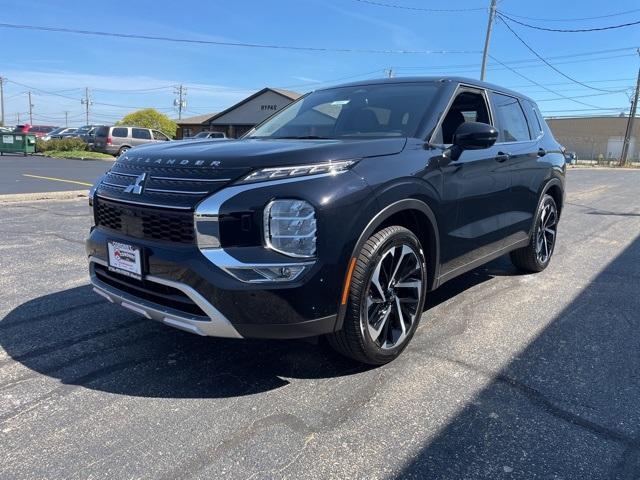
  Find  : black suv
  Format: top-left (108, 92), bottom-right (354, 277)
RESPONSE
top-left (87, 77), bottom-right (565, 364)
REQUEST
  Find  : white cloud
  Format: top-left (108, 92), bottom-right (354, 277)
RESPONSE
top-left (2, 69), bottom-right (257, 125)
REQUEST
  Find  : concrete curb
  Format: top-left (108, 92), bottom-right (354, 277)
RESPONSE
top-left (0, 190), bottom-right (88, 203)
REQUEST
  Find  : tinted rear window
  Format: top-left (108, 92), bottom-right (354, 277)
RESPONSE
top-left (94, 127), bottom-right (109, 137)
top-left (112, 127), bottom-right (128, 138)
top-left (490, 92), bottom-right (531, 142)
top-left (132, 128), bottom-right (151, 140)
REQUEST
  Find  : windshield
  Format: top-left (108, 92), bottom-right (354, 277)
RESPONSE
top-left (248, 83), bottom-right (439, 139)
top-left (193, 132), bottom-right (210, 138)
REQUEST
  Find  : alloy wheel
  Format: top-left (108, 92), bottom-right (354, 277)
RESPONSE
top-left (363, 243), bottom-right (424, 349)
top-left (535, 201), bottom-right (557, 264)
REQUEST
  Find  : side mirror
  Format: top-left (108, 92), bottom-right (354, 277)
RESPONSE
top-left (453, 122), bottom-right (498, 151)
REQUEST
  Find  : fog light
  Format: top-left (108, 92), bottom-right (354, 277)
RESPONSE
top-left (225, 265), bottom-right (308, 283)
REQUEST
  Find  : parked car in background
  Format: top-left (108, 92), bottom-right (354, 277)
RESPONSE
top-left (0, 126), bottom-right (12, 133)
top-left (42, 127), bottom-right (78, 141)
top-left (14, 125), bottom-right (57, 137)
top-left (87, 76), bottom-right (566, 365)
top-left (93, 125), bottom-right (171, 156)
top-left (188, 131), bottom-right (227, 140)
top-left (565, 151), bottom-right (578, 165)
top-left (76, 124), bottom-right (107, 149)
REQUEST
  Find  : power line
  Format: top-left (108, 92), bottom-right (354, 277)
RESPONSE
top-left (541, 107), bottom-right (628, 112)
top-left (497, 11), bottom-right (640, 32)
top-left (92, 85), bottom-right (176, 93)
top-left (535, 90), bottom-right (632, 102)
top-left (0, 22), bottom-right (480, 55)
top-left (506, 77), bottom-right (636, 89)
top-left (6, 79), bottom-right (80, 101)
top-left (488, 54), bottom-right (602, 109)
top-left (495, 16), bottom-right (629, 93)
top-left (394, 47), bottom-right (639, 70)
top-left (351, 0), bottom-right (484, 13)
top-left (499, 8), bottom-right (640, 22)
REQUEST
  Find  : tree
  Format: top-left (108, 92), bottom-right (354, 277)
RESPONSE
top-left (117, 109), bottom-right (178, 138)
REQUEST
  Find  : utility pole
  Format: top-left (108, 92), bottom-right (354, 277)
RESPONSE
top-left (28, 91), bottom-right (33, 125)
top-left (620, 65), bottom-right (640, 166)
top-left (480, 0), bottom-right (498, 81)
top-left (64, 111), bottom-right (69, 127)
top-left (384, 68), bottom-right (394, 78)
top-left (174, 85), bottom-right (187, 120)
top-left (0, 76), bottom-right (4, 127)
top-left (81, 87), bottom-right (92, 125)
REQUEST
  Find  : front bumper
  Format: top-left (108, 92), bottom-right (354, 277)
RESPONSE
top-left (87, 168), bottom-right (375, 339)
top-left (86, 227), bottom-right (339, 339)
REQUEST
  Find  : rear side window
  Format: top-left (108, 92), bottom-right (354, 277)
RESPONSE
top-left (132, 128), bottom-right (151, 140)
top-left (94, 127), bottom-right (109, 137)
top-left (112, 127), bottom-right (128, 138)
top-left (522, 100), bottom-right (543, 138)
top-left (490, 92), bottom-right (531, 142)
top-left (152, 130), bottom-right (169, 141)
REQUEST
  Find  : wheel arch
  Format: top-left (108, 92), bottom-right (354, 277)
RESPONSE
top-left (543, 179), bottom-right (564, 217)
top-left (335, 198), bottom-right (440, 331)
top-left (528, 178), bottom-right (564, 238)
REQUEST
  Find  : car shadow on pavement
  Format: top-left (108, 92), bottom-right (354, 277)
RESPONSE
top-left (0, 256), bottom-right (517, 400)
top-left (395, 235), bottom-right (640, 478)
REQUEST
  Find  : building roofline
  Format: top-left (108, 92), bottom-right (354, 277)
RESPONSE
top-left (203, 87), bottom-right (301, 125)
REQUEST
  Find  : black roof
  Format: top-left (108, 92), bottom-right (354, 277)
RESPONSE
top-left (319, 76), bottom-right (535, 103)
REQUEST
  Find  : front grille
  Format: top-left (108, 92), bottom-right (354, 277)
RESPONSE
top-left (95, 199), bottom-right (195, 243)
top-left (95, 161), bottom-right (250, 210)
top-left (94, 263), bottom-right (207, 318)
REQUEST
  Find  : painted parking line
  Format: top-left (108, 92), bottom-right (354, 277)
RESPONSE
top-left (22, 174), bottom-right (93, 187)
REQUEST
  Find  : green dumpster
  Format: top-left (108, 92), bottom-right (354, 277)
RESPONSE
top-left (0, 133), bottom-right (37, 156)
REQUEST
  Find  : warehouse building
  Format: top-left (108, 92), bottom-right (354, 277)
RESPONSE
top-left (546, 115), bottom-right (638, 162)
top-left (177, 87), bottom-right (301, 139)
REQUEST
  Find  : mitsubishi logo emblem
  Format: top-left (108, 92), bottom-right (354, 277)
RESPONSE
top-left (123, 173), bottom-right (147, 195)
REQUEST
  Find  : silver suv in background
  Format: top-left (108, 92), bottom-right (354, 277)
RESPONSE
top-left (93, 126), bottom-right (172, 156)
top-left (189, 131), bottom-right (227, 140)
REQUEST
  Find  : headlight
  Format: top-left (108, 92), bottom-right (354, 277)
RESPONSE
top-left (240, 160), bottom-right (356, 183)
top-left (264, 199), bottom-right (316, 258)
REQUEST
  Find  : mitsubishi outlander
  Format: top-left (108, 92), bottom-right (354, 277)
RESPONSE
top-left (87, 77), bottom-right (565, 364)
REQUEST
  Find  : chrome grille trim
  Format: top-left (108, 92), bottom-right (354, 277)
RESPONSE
top-left (101, 181), bottom-right (126, 189)
top-left (95, 194), bottom-right (192, 210)
top-left (145, 188), bottom-right (210, 195)
top-left (149, 176), bottom-right (231, 182)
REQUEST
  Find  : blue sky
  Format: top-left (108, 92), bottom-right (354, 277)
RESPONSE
top-left (2, 0), bottom-right (638, 126)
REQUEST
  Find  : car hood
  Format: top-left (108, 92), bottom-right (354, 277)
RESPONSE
top-left (96, 137), bottom-right (407, 210)
top-left (119, 137), bottom-right (407, 169)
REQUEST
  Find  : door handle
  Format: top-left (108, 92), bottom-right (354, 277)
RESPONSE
top-left (495, 151), bottom-right (511, 162)
top-left (538, 148), bottom-right (547, 157)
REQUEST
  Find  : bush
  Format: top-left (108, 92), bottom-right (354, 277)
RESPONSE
top-left (37, 137), bottom-right (87, 153)
top-left (117, 109), bottom-right (177, 138)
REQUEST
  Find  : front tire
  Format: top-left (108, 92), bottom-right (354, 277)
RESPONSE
top-left (510, 194), bottom-right (558, 272)
top-left (328, 226), bottom-right (427, 365)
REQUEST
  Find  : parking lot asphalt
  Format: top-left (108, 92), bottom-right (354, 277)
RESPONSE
top-left (1, 169), bottom-right (639, 479)
top-left (0, 154), bottom-right (113, 195)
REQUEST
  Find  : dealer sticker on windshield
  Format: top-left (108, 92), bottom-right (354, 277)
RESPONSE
top-left (107, 241), bottom-right (142, 278)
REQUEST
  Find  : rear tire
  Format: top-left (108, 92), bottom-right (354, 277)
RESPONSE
top-left (328, 226), bottom-right (427, 365)
top-left (118, 146), bottom-right (130, 156)
top-left (510, 194), bottom-right (558, 273)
